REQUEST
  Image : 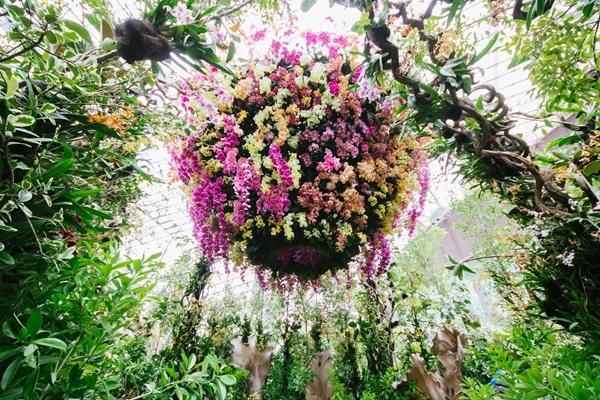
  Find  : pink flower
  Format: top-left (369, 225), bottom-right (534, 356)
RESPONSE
top-left (317, 32), bottom-right (330, 45)
top-left (232, 158), bottom-right (260, 226)
top-left (328, 81), bottom-right (341, 96)
top-left (352, 66), bottom-right (364, 83)
top-left (357, 78), bottom-right (383, 101)
top-left (317, 149), bottom-right (342, 172)
top-left (407, 149), bottom-right (430, 237)
top-left (269, 144), bottom-right (293, 187)
top-left (257, 185), bottom-right (291, 219)
top-left (251, 28), bottom-right (267, 42)
top-left (306, 32), bottom-right (318, 46)
top-left (190, 175), bottom-right (229, 261)
top-left (223, 148), bottom-right (238, 175)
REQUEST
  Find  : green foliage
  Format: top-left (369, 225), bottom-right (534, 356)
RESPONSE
top-left (0, 242), bottom-right (158, 398)
top-left (463, 321), bottom-right (600, 399)
top-left (0, 1), bottom-right (243, 399)
top-left (263, 323), bottom-right (316, 400)
top-left (324, 224), bottom-right (476, 399)
top-left (119, 350), bottom-right (238, 400)
top-left (505, 10), bottom-right (600, 115)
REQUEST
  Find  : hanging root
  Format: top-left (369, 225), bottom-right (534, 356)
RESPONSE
top-left (114, 19), bottom-right (171, 64)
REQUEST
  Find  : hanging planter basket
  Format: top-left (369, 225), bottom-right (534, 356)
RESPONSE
top-left (171, 32), bottom-right (428, 280)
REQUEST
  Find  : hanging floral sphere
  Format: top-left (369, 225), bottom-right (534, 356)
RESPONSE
top-left (171, 31), bottom-right (428, 280)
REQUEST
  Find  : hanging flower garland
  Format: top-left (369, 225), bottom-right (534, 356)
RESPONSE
top-left (171, 31), bottom-right (429, 281)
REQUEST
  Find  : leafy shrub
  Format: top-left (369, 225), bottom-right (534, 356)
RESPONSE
top-left (463, 321), bottom-right (600, 400)
top-left (263, 326), bottom-right (316, 400)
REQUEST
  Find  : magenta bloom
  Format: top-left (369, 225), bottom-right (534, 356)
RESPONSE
top-left (269, 144), bottom-right (294, 187)
top-left (317, 149), bottom-right (342, 172)
top-left (328, 81), bottom-right (341, 96)
top-left (251, 28), bottom-right (267, 42)
top-left (257, 185), bottom-right (291, 219)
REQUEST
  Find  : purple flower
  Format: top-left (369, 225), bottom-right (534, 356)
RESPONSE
top-left (269, 144), bottom-right (293, 187)
top-left (190, 175), bottom-right (229, 261)
top-left (407, 149), bottom-right (430, 237)
top-left (257, 185), bottom-right (291, 219)
top-left (277, 246), bottom-right (321, 266)
top-left (166, 3), bottom-right (194, 25)
top-left (232, 158), bottom-right (260, 226)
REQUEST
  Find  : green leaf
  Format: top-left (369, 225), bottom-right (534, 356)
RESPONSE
top-left (40, 103), bottom-right (57, 114)
top-left (33, 338), bottom-right (67, 351)
top-left (2, 321), bottom-right (17, 340)
top-left (351, 11), bottom-right (371, 34)
top-left (469, 32), bottom-right (499, 65)
top-left (5, 75), bottom-right (18, 99)
top-left (18, 190), bottom-right (32, 203)
top-left (23, 368), bottom-right (39, 400)
top-left (546, 133), bottom-right (581, 150)
top-left (0, 251), bottom-right (15, 265)
top-left (25, 310), bottom-right (42, 338)
top-left (175, 386), bottom-right (185, 400)
top-left (461, 75), bottom-right (472, 93)
top-left (0, 347), bottom-right (22, 363)
top-left (65, 189), bottom-right (103, 199)
top-left (0, 221), bottom-right (17, 232)
top-left (11, 114), bottom-right (36, 127)
top-left (41, 158), bottom-right (75, 182)
top-left (216, 380), bottom-right (226, 400)
top-left (219, 374), bottom-right (236, 386)
top-left (188, 353), bottom-right (196, 371)
top-left (447, 0), bottom-right (465, 27)
top-left (1, 356), bottom-right (21, 391)
top-left (64, 20), bottom-right (93, 44)
top-left (583, 160), bottom-right (600, 177)
top-left (582, 2), bottom-right (594, 19)
top-left (226, 41), bottom-right (235, 63)
top-left (440, 63), bottom-right (456, 78)
top-left (300, 0), bottom-right (318, 12)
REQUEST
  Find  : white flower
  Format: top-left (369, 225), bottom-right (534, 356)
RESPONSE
top-left (165, 3), bottom-right (193, 25)
top-left (300, 54), bottom-right (312, 66)
top-left (295, 76), bottom-right (308, 88)
top-left (274, 88), bottom-right (290, 104)
top-left (259, 77), bottom-right (272, 94)
top-left (309, 62), bottom-right (327, 83)
top-left (255, 64), bottom-right (268, 78)
top-left (557, 251), bottom-right (575, 267)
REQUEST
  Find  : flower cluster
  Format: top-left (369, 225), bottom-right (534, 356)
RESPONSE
top-left (171, 32), bottom-right (429, 280)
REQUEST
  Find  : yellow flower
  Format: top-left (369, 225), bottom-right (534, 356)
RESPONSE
top-left (270, 218), bottom-right (284, 236)
top-left (237, 110), bottom-right (248, 124)
top-left (296, 213), bottom-right (308, 228)
top-left (205, 159), bottom-right (223, 176)
top-left (283, 215), bottom-right (294, 240)
top-left (357, 232), bottom-right (367, 243)
top-left (288, 153), bottom-right (301, 188)
top-left (435, 30), bottom-right (458, 61)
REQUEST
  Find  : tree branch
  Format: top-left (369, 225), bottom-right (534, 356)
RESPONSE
top-left (205, 0), bottom-right (257, 22)
top-left (0, 28), bottom-right (47, 63)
